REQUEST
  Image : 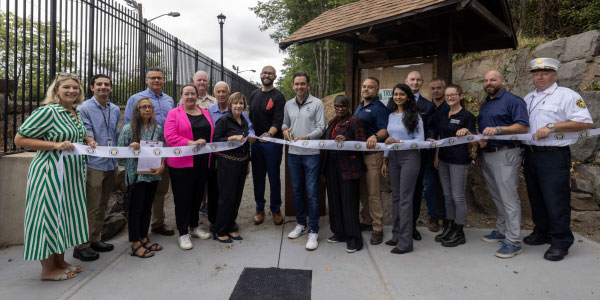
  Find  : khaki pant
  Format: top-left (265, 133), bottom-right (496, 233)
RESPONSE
top-left (80, 168), bottom-right (116, 248)
top-left (360, 152), bottom-right (384, 231)
top-left (151, 166), bottom-right (170, 229)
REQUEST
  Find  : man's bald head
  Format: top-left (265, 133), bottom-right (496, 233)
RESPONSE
top-left (214, 81), bottom-right (230, 106)
top-left (405, 71), bottom-right (424, 94)
top-left (483, 70), bottom-right (505, 97)
top-left (260, 66), bottom-right (277, 88)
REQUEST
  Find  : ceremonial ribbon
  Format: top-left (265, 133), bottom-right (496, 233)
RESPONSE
top-left (60, 128), bottom-right (600, 158)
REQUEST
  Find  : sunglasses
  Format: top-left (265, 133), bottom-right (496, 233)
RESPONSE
top-left (56, 72), bottom-right (80, 80)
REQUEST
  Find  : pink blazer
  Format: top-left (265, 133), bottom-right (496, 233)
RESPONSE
top-left (164, 105), bottom-right (214, 168)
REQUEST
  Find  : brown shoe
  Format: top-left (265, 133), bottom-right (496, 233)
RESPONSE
top-left (151, 224), bottom-right (174, 236)
top-left (427, 216), bottom-right (441, 233)
top-left (254, 211), bottom-right (265, 225)
top-left (370, 230), bottom-right (383, 245)
top-left (272, 211), bottom-right (283, 225)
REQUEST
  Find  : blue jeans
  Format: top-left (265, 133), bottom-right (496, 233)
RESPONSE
top-left (423, 151), bottom-right (446, 218)
top-left (251, 142), bottom-right (283, 213)
top-left (287, 154), bottom-right (320, 233)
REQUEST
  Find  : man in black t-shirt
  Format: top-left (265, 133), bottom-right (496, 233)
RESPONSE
top-left (249, 66), bottom-right (286, 226)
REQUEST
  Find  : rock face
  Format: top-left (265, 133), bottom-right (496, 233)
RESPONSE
top-left (101, 190), bottom-right (126, 241)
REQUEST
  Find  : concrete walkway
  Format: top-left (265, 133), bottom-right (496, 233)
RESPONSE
top-left (1, 222), bottom-right (599, 300)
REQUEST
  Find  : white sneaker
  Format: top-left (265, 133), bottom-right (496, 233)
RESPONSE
top-left (190, 227), bottom-right (211, 240)
top-left (287, 225), bottom-right (306, 239)
top-left (178, 234), bottom-right (193, 250)
top-left (306, 232), bottom-right (318, 251)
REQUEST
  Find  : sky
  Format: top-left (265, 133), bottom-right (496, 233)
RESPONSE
top-left (122, 0), bottom-right (287, 83)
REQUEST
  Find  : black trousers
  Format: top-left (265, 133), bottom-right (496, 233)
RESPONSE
top-left (128, 181), bottom-right (158, 242)
top-left (170, 161), bottom-right (208, 236)
top-left (215, 156), bottom-right (248, 236)
top-left (207, 160), bottom-right (219, 227)
top-left (524, 147), bottom-right (574, 250)
top-left (325, 153), bottom-right (363, 250)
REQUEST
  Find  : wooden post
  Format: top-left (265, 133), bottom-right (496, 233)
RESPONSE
top-left (345, 43), bottom-right (358, 111)
top-left (436, 16), bottom-right (453, 83)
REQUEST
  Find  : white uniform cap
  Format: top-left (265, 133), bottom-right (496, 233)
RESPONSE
top-left (529, 57), bottom-right (560, 72)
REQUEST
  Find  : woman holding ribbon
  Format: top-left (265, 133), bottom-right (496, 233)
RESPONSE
top-left (433, 84), bottom-right (476, 247)
top-left (381, 83), bottom-right (424, 254)
top-left (15, 74), bottom-right (96, 280)
top-left (321, 95), bottom-right (366, 253)
top-left (118, 97), bottom-right (165, 258)
top-left (213, 92), bottom-right (255, 243)
top-left (164, 84), bottom-right (213, 250)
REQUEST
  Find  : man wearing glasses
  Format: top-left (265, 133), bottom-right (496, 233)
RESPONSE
top-left (477, 70), bottom-right (529, 259)
top-left (124, 66), bottom-right (175, 236)
top-left (248, 66), bottom-right (286, 226)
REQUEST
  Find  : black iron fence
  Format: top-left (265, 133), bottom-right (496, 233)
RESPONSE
top-left (1, 0), bottom-right (258, 153)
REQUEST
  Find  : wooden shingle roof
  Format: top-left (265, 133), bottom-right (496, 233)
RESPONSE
top-left (280, 0), bottom-right (451, 49)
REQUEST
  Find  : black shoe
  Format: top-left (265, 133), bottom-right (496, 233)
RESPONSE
top-left (327, 235), bottom-right (344, 243)
top-left (524, 232), bottom-right (550, 246)
top-left (359, 223), bottom-right (373, 232)
top-left (442, 225), bottom-right (466, 247)
top-left (412, 228), bottom-right (422, 241)
top-left (90, 241), bottom-right (114, 252)
top-left (544, 246), bottom-right (568, 261)
top-left (391, 247), bottom-right (411, 254)
top-left (435, 220), bottom-right (454, 242)
top-left (73, 247), bottom-right (100, 261)
top-left (384, 239), bottom-right (396, 246)
top-left (151, 224), bottom-right (175, 236)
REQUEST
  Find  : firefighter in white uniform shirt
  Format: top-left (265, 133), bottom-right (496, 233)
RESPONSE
top-left (522, 57), bottom-right (593, 261)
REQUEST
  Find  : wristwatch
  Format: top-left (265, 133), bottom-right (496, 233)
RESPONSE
top-left (495, 126), bottom-right (502, 134)
top-left (267, 132), bottom-right (273, 137)
top-left (546, 123), bottom-right (555, 132)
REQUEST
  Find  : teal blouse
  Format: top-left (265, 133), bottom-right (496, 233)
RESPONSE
top-left (117, 123), bottom-right (164, 186)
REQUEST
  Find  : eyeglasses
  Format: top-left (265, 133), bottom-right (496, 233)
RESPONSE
top-left (139, 105), bottom-right (154, 110)
top-left (334, 105), bottom-right (348, 110)
top-left (261, 72), bottom-right (275, 76)
top-left (56, 72), bottom-right (80, 79)
top-left (445, 93), bottom-right (460, 98)
top-left (147, 76), bottom-right (164, 81)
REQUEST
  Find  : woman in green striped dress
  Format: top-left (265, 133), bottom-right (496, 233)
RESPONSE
top-left (14, 74), bottom-right (97, 281)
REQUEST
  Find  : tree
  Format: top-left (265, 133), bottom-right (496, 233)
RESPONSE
top-left (251, 0), bottom-right (356, 99)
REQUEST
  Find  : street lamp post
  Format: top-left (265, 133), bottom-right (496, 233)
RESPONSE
top-left (148, 12), bottom-right (180, 22)
top-left (217, 13), bottom-right (226, 81)
top-left (232, 65), bottom-right (256, 75)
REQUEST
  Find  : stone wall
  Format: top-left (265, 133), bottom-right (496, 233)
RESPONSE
top-left (454, 30), bottom-right (600, 218)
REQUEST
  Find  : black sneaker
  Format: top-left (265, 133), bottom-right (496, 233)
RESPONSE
top-left (524, 232), bottom-right (550, 246)
top-left (327, 235), bottom-right (344, 243)
top-left (73, 247), bottom-right (99, 261)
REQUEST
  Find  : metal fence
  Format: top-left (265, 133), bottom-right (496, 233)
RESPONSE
top-left (0, 0), bottom-right (258, 153)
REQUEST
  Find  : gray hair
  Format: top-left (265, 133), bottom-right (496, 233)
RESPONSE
top-left (194, 71), bottom-right (209, 80)
top-left (145, 66), bottom-right (164, 78)
top-left (130, 97), bottom-right (157, 143)
top-left (213, 81), bottom-right (230, 93)
top-left (430, 77), bottom-right (446, 87)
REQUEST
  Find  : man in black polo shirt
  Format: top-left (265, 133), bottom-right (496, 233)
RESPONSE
top-left (249, 66), bottom-right (286, 225)
top-left (478, 70), bottom-right (529, 259)
top-left (355, 77), bottom-right (389, 245)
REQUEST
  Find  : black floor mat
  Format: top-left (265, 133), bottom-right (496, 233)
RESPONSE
top-left (229, 267), bottom-right (312, 300)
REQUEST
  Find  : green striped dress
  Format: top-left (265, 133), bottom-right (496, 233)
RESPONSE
top-left (18, 104), bottom-right (89, 260)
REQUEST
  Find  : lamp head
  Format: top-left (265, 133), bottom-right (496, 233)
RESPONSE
top-left (217, 13), bottom-right (226, 24)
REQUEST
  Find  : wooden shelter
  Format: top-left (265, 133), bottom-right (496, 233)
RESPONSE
top-left (280, 0), bottom-right (517, 106)
top-left (278, 0), bottom-right (517, 216)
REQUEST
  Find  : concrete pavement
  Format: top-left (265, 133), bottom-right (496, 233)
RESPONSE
top-left (1, 222), bottom-right (599, 300)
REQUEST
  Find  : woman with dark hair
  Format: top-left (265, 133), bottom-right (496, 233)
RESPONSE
top-left (164, 84), bottom-right (213, 250)
top-left (433, 84), bottom-right (476, 247)
top-left (118, 97), bottom-right (166, 258)
top-left (381, 83), bottom-right (424, 254)
top-left (15, 74), bottom-right (96, 280)
top-left (213, 92), bottom-right (255, 243)
top-left (322, 95), bottom-right (367, 253)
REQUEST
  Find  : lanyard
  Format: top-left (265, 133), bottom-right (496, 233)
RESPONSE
top-left (528, 86), bottom-right (558, 115)
top-left (100, 102), bottom-right (112, 139)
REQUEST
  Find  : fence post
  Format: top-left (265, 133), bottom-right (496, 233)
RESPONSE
top-left (137, 4), bottom-right (145, 91)
top-left (86, 0), bottom-right (95, 97)
top-left (50, 0), bottom-right (57, 79)
top-left (173, 38), bottom-right (178, 98)
top-left (209, 60), bottom-right (214, 93)
top-left (194, 49), bottom-right (199, 73)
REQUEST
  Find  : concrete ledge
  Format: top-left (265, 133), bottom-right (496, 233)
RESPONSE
top-left (0, 152), bottom-right (34, 246)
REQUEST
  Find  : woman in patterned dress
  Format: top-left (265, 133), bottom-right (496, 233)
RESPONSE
top-left (14, 74), bottom-right (97, 281)
top-left (118, 98), bottom-right (165, 258)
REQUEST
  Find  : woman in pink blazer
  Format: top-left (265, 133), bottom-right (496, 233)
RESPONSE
top-left (164, 84), bottom-right (214, 250)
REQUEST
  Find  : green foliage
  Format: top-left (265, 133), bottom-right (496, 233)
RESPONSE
top-left (584, 82), bottom-right (600, 91)
top-left (251, 0), bottom-right (356, 99)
